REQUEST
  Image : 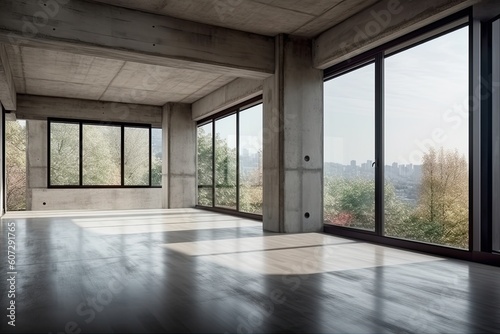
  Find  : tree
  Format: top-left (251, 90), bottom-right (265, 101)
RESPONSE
top-left (6, 121), bottom-right (27, 211)
top-left (197, 127), bottom-right (214, 206)
top-left (197, 127), bottom-right (263, 211)
top-left (324, 177), bottom-right (407, 230)
top-left (50, 122), bottom-right (80, 185)
top-left (324, 147), bottom-right (469, 249)
top-left (418, 147), bottom-right (468, 248)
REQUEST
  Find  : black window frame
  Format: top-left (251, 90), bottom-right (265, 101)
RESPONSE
top-left (48, 118), bottom-right (161, 188)
top-left (196, 95), bottom-right (263, 220)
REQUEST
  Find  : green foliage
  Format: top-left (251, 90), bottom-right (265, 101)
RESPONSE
top-left (197, 127), bottom-right (263, 213)
top-left (123, 127), bottom-right (149, 186)
top-left (324, 148), bottom-right (469, 249)
top-left (50, 123), bottom-right (162, 186)
top-left (82, 125), bottom-right (121, 185)
top-left (6, 121), bottom-right (27, 211)
top-left (151, 156), bottom-right (162, 186)
top-left (50, 122), bottom-right (80, 185)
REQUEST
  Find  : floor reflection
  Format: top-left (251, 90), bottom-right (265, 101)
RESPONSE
top-left (0, 209), bottom-right (499, 333)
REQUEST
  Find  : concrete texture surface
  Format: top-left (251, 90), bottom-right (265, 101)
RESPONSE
top-left (263, 35), bottom-right (323, 233)
top-left (17, 95), bottom-right (162, 127)
top-left (192, 78), bottom-right (263, 121)
top-left (91, 0), bottom-right (379, 37)
top-left (163, 103), bottom-right (197, 208)
top-left (5, 46), bottom-right (237, 106)
top-left (314, 0), bottom-right (478, 68)
top-left (31, 188), bottom-right (162, 210)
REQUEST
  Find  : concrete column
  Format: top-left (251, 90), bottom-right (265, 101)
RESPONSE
top-left (162, 103), bottom-right (197, 208)
top-left (263, 35), bottom-right (323, 233)
top-left (26, 120), bottom-right (48, 210)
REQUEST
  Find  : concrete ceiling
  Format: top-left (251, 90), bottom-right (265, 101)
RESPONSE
top-left (6, 45), bottom-right (235, 106)
top-left (3, 0), bottom-right (381, 108)
top-left (89, 0), bottom-right (380, 37)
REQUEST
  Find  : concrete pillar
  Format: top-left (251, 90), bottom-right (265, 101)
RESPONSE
top-left (162, 103), bottom-right (197, 208)
top-left (263, 35), bottom-right (323, 233)
top-left (26, 120), bottom-right (48, 210)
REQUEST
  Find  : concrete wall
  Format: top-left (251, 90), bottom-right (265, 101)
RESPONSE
top-left (163, 103), bottom-right (197, 208)
top-left (26, 120), bottom-right (162, 211)
top-left (31, 188), bottom-right (162, 210)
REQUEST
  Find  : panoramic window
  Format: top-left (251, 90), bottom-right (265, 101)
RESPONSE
top-left (49, 120), bottom-right (158, 187)
top-left (384, 27), bottom-right (469, 249)
top-left (324, 63), bottom-right (376, 231)
top-left (323, 24), bottom-right (470, 250)
top-left (196, 100), bottom-right (263, 216)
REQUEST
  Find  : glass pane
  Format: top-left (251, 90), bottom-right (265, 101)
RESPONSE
top-left (82, 124), bottom-right (121, 186)
top-left (239, 104), bottom-right (263, 214)
top-left (215, 115), bottom-right (237, 209)
top-left (384, 27), bottom-right (469, 249)
top-left (151, 128), bottom-right (162, 187)
top-left (324, 63), bottom-right (376, 231)
top-left (50, 122), bottom-right (80, 186)
top-left (6, 120), bottom-right (27, 210)
top-left (124, 127), bottom-right (150, 186)
top-left (197, 123), bottom-right (213, 206)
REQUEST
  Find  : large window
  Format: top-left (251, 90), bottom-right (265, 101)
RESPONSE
top-left (324, 63), bottom-right (375, 231)
top-left (49, 119), bottom-right (162, 187)
top-left (323, 22), bottom-right (470, 249)
top-left (197, 99), bottom-right (263, 216)
top-left (384, 27), bottom-right (469, 249)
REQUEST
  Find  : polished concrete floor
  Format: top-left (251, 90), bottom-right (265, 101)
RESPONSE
top-left (1, 208), bottom-right (499, 333)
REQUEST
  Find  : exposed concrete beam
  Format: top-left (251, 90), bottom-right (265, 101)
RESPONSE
top-left (0, 44), bottom-right (16, 110)
top-left (4, 111), bottom-right (16, 121)
top-left (0, 0), bottom-right (274, 79)
top-left (16, 95), bottom-right (162, 126)
top-left (192, 78), bottom-right (263, 121)
top-left (314, 0), bottom-right (479, 69)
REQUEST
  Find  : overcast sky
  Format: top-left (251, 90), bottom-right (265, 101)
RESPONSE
top-left (324, 27), bottom-right (469, 165)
